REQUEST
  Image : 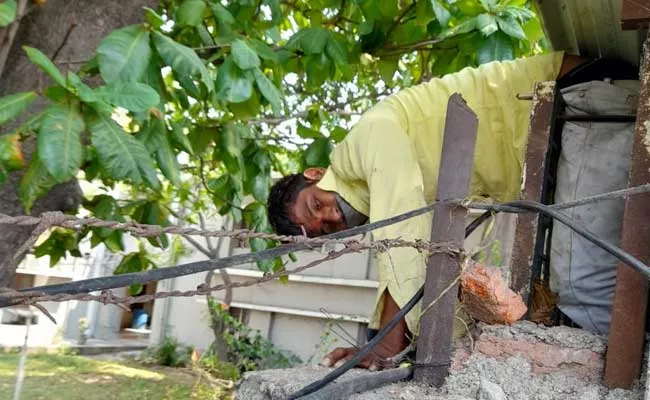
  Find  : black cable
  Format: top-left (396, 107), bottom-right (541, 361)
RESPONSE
top-left (289, 201), bottom-right (650, 399)
top-left (501, 200), bottom-right (650, 280)
top-left (286, 211), bottom-right (492, 400)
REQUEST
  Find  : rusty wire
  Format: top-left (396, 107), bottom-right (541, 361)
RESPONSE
top-left (0, 239), bottom-right (461, 315)
top-left (1, 183), bottom-right (649, 322)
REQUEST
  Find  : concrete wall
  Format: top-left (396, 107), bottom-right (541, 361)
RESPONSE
top-left (0, 240), bottom-right (128, 348)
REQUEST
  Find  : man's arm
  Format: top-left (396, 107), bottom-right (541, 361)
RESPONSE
top-left (318, 113), bottom-right (430, 370)
top-left (320, 291), bottom-right (407, 370)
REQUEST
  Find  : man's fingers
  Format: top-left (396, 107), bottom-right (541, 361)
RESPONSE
top-left (333, 353), bottom-right (356, 368)
top-left (319, 347), bottom-right (354, 367)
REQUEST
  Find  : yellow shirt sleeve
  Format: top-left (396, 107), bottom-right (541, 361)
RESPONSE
top-left (319, 114), bottom-right (431, 335)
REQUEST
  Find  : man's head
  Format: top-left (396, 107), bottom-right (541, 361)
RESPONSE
top-left (267, 168), bottom-right (347, 237)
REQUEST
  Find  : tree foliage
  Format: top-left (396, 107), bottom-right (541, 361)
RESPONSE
top-left (1, 0), bottom-right (547, 273)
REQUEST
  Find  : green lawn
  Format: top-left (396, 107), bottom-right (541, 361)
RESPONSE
top-left (0, 353), bottom-right (232, 400)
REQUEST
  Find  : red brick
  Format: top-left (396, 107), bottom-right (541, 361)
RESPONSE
top-left (472, 335), bottom-right (603, 381)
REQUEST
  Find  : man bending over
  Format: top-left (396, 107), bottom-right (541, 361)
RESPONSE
top-left (267, 51), bottom-right (585, 371)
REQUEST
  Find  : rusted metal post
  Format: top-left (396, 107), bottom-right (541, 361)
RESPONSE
top-left (510, 81), bottom-right (558, 299)
top-left (414, 93), bottom-right (478, 386)
top-left (604, 32), bottom-right (650, 389)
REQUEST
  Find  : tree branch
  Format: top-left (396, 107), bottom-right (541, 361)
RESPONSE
top-left (0, 0), bottom-right (29, 80)
top-left (384, 1), bottom-right (417, 42)
top-left (247, 107), bottom-right (359, 126)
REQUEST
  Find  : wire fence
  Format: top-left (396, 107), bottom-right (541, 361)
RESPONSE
top-left (1, 183), bottom-right (649, 324)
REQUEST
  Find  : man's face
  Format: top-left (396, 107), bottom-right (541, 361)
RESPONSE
top-left (289, 168), bottom-right (347, 237)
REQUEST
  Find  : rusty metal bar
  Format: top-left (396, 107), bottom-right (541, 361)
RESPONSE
top-left (510, 81), bottom-right (559, 299)
top-left (621, 0), bottom-right (650, 30)
top-left (414, 93), bottom-right (478, 386)
top-left (604, 32), bottom-right (650, 389)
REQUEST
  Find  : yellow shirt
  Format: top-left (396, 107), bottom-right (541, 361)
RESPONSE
top-left (316, 51), bottom-right (564, 334)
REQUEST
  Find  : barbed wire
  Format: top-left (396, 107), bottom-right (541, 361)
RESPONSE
top-left (1, 241), bottom-right (462, 324)
top-left (1, 183), bottom-right (649, 323)
top-left (2, 183), bottom-right (648, 244)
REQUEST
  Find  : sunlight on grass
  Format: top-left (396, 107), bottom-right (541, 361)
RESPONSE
top-left (0, 352), bottom-right (230, 400)
top-left (97, 363), bottom-right (166, 380)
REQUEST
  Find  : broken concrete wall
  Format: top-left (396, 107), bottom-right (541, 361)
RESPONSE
top-left (236, 321), bottom-right (646, 400)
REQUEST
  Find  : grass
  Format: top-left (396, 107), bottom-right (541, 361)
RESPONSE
top-left (0, 352), bottom-right (232, 400)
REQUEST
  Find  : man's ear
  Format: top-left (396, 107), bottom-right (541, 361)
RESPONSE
top-left (303, 167), bottom-right (326, 182)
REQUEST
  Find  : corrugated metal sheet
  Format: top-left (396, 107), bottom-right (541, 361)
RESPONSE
top-left (536, 0), bottom-right (647, 66)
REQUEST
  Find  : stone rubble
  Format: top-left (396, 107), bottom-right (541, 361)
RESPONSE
top-left (235, 321), bottom-right (647, 400)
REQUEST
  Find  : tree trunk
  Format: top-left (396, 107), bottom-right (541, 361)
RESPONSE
top-left (0, 0), bottom-right (158, 287)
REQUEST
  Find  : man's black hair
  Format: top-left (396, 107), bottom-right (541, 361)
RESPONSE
top-left (267, 173), bottom-right (313, 236)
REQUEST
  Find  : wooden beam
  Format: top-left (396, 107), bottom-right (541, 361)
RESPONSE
top-left (510, 81), bottom-right (558, 300)
top-left (414, 93), bottom-right (478, 386)
top-left (621, 0), bottom-right (650, 30)
top-left (604, 31), bottom-right (650, 389)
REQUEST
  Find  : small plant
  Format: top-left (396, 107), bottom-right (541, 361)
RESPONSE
top-left (77, 318), bottom-right (88, 345)
top-left (140, 336), bottom-right (193, 367)
top-left (198, 347), bottom-right (241, 382)
top-left (207, 298), bottom-right (302, 373)
top-left (57, 345), bottom-right (79, 356)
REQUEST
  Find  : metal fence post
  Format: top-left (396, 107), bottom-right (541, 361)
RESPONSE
top-left (414, 93), bottom-right (478, 385)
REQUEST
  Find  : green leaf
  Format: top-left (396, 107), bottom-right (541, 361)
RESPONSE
top-left (19, 152), bottom-right (57, 213)
top-left (306, 53), bottom-right (332, 87)
top-left (250, 173), bottom-right (270, 202)
top-left (114, 253), bottom-right (142, 275)
top-left (0, 91), bottom-right (37, 125)
top-left (66, 72), bottom-right (100, 103)
top-left (431, 0), bottom-right (451, 27)
top-left (0, 133), bottom-right (23, 170)
top-left (378, 58), bottom-right (398, 83)
top-left (502, 5), bottom-right (535, 21)
top-left (325, 34), bottom-right (348, 65)
top-left (216, 57), bottom-right (253, 103)
top-left (210, 2), bottom-right (235, 25)
top-left (97, 25), bottom-right (152, 84)
top-left (477, 13), bottom-right (498, 36)
top-left (249, 39), bottom-right (279, 63)
top-left (129, 284), bottom-right (144, 296)
top-left (170, 123), bottom-right (194, 154)
top-left (37, 103), bottom-right (84, 183)
top-left (176, 0), bottom-right (206, 27)
top-left (263, 0), bottom-right (283, 25)
top-left (286, 28), bottom-right (329, 54)
top-left (133, 202), bottom-right (169, 249)
top-left (330, 126), bottom-right (347, 143)
top-left (187, 125), bottom-right (215, 154)
top-left (454, 0), bottom-right (486, 16)
top-left (231, 39), bottom-right (261, 70)
top-left (522, 16), bottom-right (543, 42)
top-left (0, 0), bottom-right (16, 27)
top-left (144, 7), bottom-right (165, 30)
top-left (497, 16), bottom-right (526, 40)
top-left (441, 16), bottom-right (478, 38)
top-left (430, 50), bottom-right (458, 77)
top-left (95, 82), bottom-right (160, 112)
top-left (297, 123), bottom-right (321, 139)
top-left (156, 132), bottom-right (181, 186)
top-left (303, 138), bottom-right (332, 168)
top-left (253, 68), bottom-right (282, 116)
top-left (136, 117), bottom-right (165, 153)
top-left (478, 31), bottom-right (514, 64)
top-left (88, 112), bottom-right (160, 189)
top-left (479, 0), bottom-right (497, 11)
top-left (23, 46), bottom-right (67, 87)
top-left (153, 31), bottom-right (213, 93)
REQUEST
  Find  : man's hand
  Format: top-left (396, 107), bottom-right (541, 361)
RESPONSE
top-left (319, 291), bottom-right (408, 371)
